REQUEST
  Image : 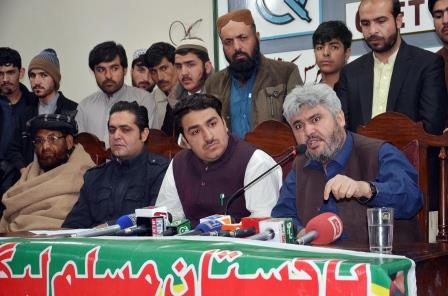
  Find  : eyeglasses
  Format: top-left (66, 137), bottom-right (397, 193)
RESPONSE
top-left (32, 135), bottom-right (65, 146)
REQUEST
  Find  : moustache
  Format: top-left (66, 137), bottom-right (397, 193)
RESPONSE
top-left (0, 82), bottom-right (13, 86)
top-left (32, 85), bottom-right (44, 91)
top-left (367, 35), bottom-right (383, 42)
top-left (181, 76), bottom-right (192, 83)
top-left (306, 135), bottom-right (323, 145)
top-left (232, 50), bottom-right (251, 61)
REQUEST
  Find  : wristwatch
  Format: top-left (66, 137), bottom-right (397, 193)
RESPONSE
top-left (357, 181), bottom-right (377, 204)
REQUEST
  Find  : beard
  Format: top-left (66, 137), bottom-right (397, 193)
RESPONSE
top-left (305, 123), bottom-right (346, 164)
top-left (37, 147), bottom-right (71, 172)
top-left (365, 28), bottom-right (398, 53)
top-left (226, 41), bottom-right (261, 82)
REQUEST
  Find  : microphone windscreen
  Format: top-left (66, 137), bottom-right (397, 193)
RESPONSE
top-left (295, 144), bottom-right (307, 155)
top-left (305, 212), bottom-right (343, 245)
top-left (195, 220), bottom-right (222, 233)
top-left (116, 214), bottom-right (137, 229)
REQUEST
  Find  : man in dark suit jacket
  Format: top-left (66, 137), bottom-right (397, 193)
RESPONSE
top-left (337, 0), bottom-right (447, 135)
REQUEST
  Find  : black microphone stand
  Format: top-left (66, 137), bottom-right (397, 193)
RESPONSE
top-left (224, 144), bottom-right (306, 215)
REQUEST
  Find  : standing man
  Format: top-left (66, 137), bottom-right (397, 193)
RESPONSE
top-left (63, 101), bottom-right (168, 228)
top-left (76, 41), bottom-right (158, 144)
top-left (272, 84), bottom-right (423, 243)
top-left (205, 9), bottom-right (302, 138)
top-left (428, 0), bottom-right (448, 88)
top-left (0, 47), bottom-right (35, 159)
top-left (131, 48), bottom-right (155, 92)
top-left (312, 21), bottom-right (352, 88)
top-left (162, 37), bottom-right (213, 135)
top-left (6, 48), bottom-right (77, 172)
top-left (0, 114), bottom-right (95, 231)
top-left (337, 0), bottom-right (447, 135)
top-left (145, 42), bottom-right (179, 132)
top-left (156, 94), bottom-right (281, 226)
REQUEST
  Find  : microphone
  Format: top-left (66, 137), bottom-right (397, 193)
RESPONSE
top-left (225, 144), bottom-right (306, 215)
top-left (162, 219), bottom-right (192, 236)
top-left (134, 206), bottom-right (172, 236)
top-left (219, 227), bottom-right (257, 238)
top-left (176, 219), bottom-right (222, 236)
top-left (296, 212), bottom-right (343, 245)
top-left (247, 218), bottom-right (295, 243)
top-left (71, 214), bottom-right (136, 237)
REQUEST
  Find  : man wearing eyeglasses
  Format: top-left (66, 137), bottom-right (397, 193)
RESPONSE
top-left (0, 114), bottom-right (95, 232)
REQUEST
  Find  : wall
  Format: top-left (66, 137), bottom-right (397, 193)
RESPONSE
top-left (0, 0), bottom-right (215, 102)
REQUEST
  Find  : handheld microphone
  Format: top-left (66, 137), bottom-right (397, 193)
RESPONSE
top-left (225, 144), bottom-right (306, 215)
top-left (176, 219), bottom-right (222, 236)
top-left (247, 218), bottom-right (295, 243)
top-left (219, 227), bottom-right (257, 238)
top-left (71, 214), bottom-right (135, 237)
top-left (296, 212), bottom-right (343, 245)
top-left (162, 219), bottom-right (192, 236)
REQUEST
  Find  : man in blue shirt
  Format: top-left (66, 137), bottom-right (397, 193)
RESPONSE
top-left (272, 83), bottom-right (423, 243)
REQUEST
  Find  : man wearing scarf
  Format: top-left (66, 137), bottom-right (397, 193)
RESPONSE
top-left (0, 114), bottom-right (95, 232)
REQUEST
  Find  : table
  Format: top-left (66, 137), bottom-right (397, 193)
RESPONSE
top-left (0, 236), bottom-right (418, 295)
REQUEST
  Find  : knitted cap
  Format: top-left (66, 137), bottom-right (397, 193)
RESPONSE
top-left (216, 9), bottom-right (255, 33)
top-left (28, 48), bottom-right (61, 90)
top-left (176, 37), bottom-right (208, 54)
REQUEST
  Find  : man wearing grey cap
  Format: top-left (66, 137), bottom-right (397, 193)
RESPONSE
top-left (0, 113), bottom-right (95, 232)
top-left (205, 9), bottom-right (302, 139)
top-left (131, 49), bottom-right (155, 92)
top-left (5, 48), bottom-right (77, 172)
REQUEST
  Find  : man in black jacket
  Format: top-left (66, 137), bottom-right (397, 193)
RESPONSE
top-left (63, 101), bottom-right (168, 228)
top-left (0, 47), bottom-right (36, 160)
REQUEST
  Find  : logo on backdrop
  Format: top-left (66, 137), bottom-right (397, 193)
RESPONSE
top-left (239, 0), bottom-right (322, 40)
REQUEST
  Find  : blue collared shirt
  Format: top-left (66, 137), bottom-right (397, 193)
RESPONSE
top-left (271, 132), bottom-right (423, 230)
top-left (229, 72), bottom-right (256, 138)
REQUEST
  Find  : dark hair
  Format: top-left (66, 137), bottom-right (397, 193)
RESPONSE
top-left (359, 0), bottom-right (402, 18)
top-left (145, 42), bottom-right (175, 68)
top-left (428, 0), bottom-right (440, 15)
top-left (0, 47), bottom-right (22, 69)
top-left (109, 101), bottom-right (149, 132)
top-left (173, 94), bottom-right (222, 135)
top-left (132, 55), bottom-right (147, 68)
top-left (313, 21), bottom-right (352, 50)
top-left (88, 41), bottom-right (128, 70)
top-left (174, 47), bottom-right (210, 63)
top-left (391, 0), bottom-right (402, 17)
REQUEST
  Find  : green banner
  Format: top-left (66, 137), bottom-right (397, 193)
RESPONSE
top-left (0, 237), bottom-right (415, 295)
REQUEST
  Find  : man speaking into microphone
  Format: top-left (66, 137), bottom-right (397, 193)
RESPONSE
top-left (156, 94), bottom-right (282, 226)
top-left (271, 84), bottom-right (423, 243)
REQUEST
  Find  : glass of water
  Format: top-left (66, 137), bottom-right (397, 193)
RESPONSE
top-left (367, 207), bottom-right (394, 253)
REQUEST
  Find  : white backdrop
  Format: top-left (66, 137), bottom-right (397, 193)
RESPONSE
top-left (0, 0), bottom-right (214, 102)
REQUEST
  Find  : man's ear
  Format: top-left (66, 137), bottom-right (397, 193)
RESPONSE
top-left (336, 110), bottom-right (346, 128)
top-left (178, 133), bottom-right (192, 149)
top-left (66, 134), bottom-right (74, 150)
top-left (141, 127), bottom-right (150, 143)
top-left (19, 68), bottom-right (25, 80)
top-left (344, 48), bottom-right (352, 63)
top-left (256, 31), bottom-right (260, 40)
top-left (205, 61), bottom-right (213, 75)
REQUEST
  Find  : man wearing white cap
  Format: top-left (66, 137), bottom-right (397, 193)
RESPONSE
top-left (131, 49), bottom-right (155, 92)
top-left (161, 37), bottom-right (213, 136)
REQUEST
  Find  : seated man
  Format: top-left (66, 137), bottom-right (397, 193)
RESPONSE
top-left (271, 83), bottom-right (423, 243)
top-left (0, 114), bottom-right (95, 232)
top-left (63, 101), bottom-right (168, 228)
top-left (156, 94), bottom-right (282, 226)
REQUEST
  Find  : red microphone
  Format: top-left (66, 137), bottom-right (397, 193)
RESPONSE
top-left (296, 212), bottom-right (343, 245)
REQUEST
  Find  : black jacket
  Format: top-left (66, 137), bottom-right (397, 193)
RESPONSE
top-left (5, 91), bottom-right (77, 170)
top-left (62, 150), bottom-right (169, 228)
top-left (337, 40), bottom-right (447, 135)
